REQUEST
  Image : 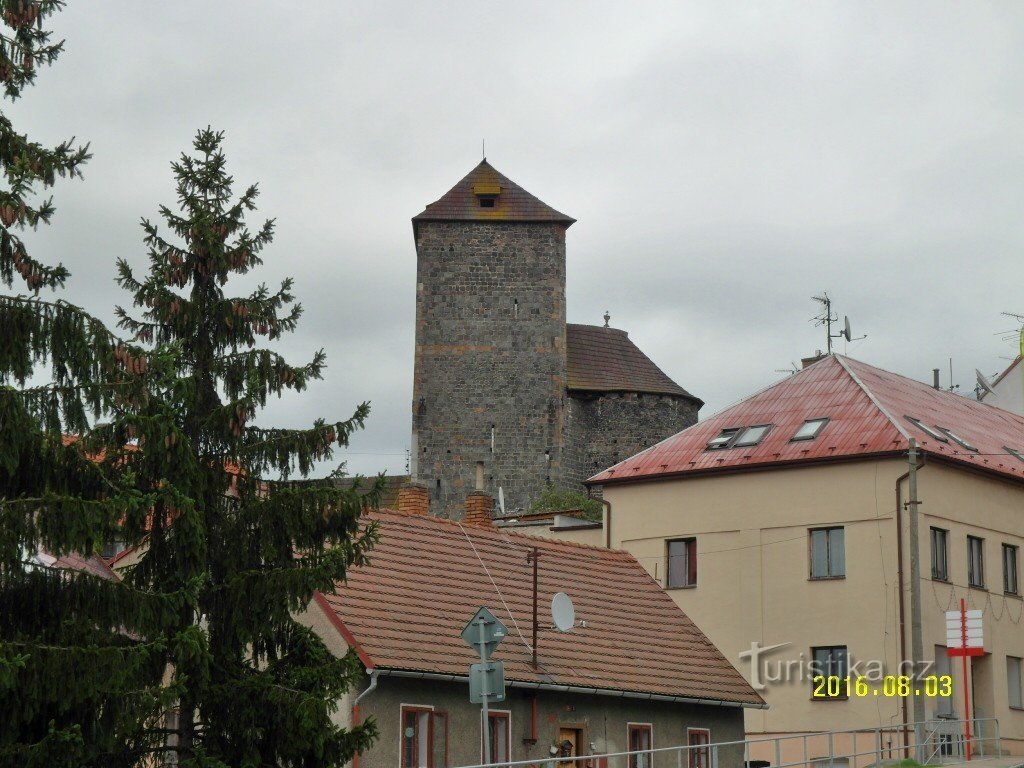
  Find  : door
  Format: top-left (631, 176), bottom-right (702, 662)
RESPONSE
top-left (557, 727), bottom-right (581, 767)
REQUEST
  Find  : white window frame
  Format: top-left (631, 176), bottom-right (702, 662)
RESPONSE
top-left (686, 727), bottom-right (713, 768)
top-left (628, 722), bottom-right (654, 768)
top-left (484, 709), bottom-right (512, 765)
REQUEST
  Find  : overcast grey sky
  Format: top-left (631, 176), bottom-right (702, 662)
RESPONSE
top-left (9, 1), bottom-right (1024, 477)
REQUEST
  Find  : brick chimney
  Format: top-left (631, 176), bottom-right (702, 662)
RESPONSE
top-left (397, 481), bottom-right (429, 516)
top-left (463, 491), bottom-right (494, 527)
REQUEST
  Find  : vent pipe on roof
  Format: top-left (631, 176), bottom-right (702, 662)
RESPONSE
top-left (933, 369), bottom-right (940, 390)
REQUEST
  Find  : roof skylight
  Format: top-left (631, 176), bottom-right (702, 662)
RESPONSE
top-left (938, 428), bottom-right (977, 452)
top-left (905, 417), bottom-right (948, 443)
top-left (792, 418), bottom-right (829, 442)
top-left (734, 424), bottom-right (772, 447)
top-left (706, 428), bottom-right (741, 450)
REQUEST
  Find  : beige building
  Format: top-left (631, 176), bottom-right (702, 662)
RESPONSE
top-left (589, 355), bottom-right (1024, 758)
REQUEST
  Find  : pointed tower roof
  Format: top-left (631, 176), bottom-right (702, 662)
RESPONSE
top-left (413, 160), bottom-right (575, 225)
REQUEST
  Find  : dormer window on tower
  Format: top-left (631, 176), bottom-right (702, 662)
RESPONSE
top-left (473, 182), bottom-right (501, 208)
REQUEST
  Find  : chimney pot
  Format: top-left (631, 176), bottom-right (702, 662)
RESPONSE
top-left (397, 481), bottom-right (430, 516)
top-left (464, 490), bottom-right (494, 527)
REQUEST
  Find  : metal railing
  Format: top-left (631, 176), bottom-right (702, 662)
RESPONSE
top-left (452, 717), bottom-right (1001, 768)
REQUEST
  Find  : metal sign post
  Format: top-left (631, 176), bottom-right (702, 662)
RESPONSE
top-left (462, 607), bottom-right (507, 766)
top-left (946, 600), bottom-right (984, 760)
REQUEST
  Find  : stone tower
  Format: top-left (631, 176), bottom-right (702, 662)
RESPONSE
top-left (411, 161), bottom-right (575, 517)
top-left (411, 161), bottom-right (704, 518)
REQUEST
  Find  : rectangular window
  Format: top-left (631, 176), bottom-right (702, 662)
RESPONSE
top-left (628, 724), bottom-right (653, 768)
top-left (931, 528), bottom-right (949, 581)
top-left (687, 728), bottom-right (710, 768)
top-left (706, 428), bottom-right (740, 450)
top-left (401, 705), bottom-right (433, 768)
top-left (968, 536), bottom-right (985, 589)
top-left (1009, 657), bottom-right (1023, 709)
top-left (487, 711), bottom-right (510, 765)
top-left (734, 424), bottom-right (772, 447)
top-left (934, 647), bottom-right (953, 716)
top-left (938, 427), bottom-right (978, 452)
top-left (810, 527), bottom-right (845, 579)
top-left (1004, 544), bottom-right (1019, 595)
top-left (667, 538), bottom-right (697, 588)
top-left (812, 646), bottom-right (849, 699)
top-left (792, 418), bottom-right (829, 441)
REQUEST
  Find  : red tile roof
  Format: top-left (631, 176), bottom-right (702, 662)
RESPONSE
top-left (413, 160), bottom-right (575, 225)
top-left (590, 355), bottom-right (1024, 485)
top-left (567, 324), bottom-right (701, 401)
top-left (316, 509), bottom-right (762, 707)
top-left (50, 551), bottom-right (120, 580)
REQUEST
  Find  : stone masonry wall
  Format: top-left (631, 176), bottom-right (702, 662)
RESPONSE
top-left (565, 391), bottom-right (700, 487)
top-left (411, 220), bottom-right (570, 517)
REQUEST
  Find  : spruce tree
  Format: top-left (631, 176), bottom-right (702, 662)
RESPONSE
top-left (113, 128), bottom-right (380, 767)
top-left (1, 2), bottom-right (178, 765)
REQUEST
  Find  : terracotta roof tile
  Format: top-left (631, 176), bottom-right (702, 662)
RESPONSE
top-left (590, 354), bottom-right (1024, 485)
top-left (317, 509), bottom-right (762, 707)
top-left (413, 161), bottom-right (575, 225)
top-left (566, 324), bottom-right (700, 401)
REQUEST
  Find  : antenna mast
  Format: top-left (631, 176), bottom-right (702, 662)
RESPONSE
top-left (812, 292), bottom-right (864, 353)
top-left (812, 293), bottom-right (837, 353)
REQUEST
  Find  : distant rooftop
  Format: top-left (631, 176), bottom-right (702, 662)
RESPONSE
top-left (590, 354), bottom-right (1024, 485)
top-left (567, 323), bottom-right (701, 401)
top-left (413, 160), bottom-right (575, 225)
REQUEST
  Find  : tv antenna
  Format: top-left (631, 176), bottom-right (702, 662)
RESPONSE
top-left (811, 292), bottom-right (865, 353)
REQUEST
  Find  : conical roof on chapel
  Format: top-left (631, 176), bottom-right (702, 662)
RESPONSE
top-left (413, 160), bottom-right (575, 225)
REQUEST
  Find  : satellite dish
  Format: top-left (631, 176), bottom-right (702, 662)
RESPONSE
top-left (498, 487), bottom-right (505, 515)
top-left (843, 316), bottom-right (852, 342)
top-left (551, 592), bottom-right (575, 633)
top-left (976, 369), bottom-right (996, 396)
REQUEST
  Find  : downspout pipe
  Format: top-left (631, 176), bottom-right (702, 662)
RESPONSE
top-left (352, 669), bottom-right (379, 768)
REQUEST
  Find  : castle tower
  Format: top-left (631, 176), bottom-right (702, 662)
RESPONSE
top-left (411, 161), bottom-right (575, 517)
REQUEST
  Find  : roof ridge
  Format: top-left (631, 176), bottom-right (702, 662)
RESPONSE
top-left (833, 355), bottom-right (910, 442)
top-left (369, 507), bottom-right (629, 557)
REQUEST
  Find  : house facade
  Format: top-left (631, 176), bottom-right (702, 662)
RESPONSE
top-left (589, 355), bottom-right (1024, 758)
top-left (299, 486), bottom-right (763, 767)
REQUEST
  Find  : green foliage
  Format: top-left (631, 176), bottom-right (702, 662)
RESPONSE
top-left (0, 4), bottom-right (380, 760)
top-left (110, 128), bottom-right (381, 766)
top-left (529, 486), bottom-right (603, 521)
top-left (0, 3), bottom-right (173, 764)
top-left (0, 0), bottom-right (91, 293)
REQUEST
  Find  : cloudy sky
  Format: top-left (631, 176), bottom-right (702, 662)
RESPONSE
top-left (9, 1), bottom-right (1024, 477)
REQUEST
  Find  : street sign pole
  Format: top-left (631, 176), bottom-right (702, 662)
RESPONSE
top-left (946, 601), bottom-right (982, 761)
top-left (479, 616), bottom-right (491, 766)
top-left (961, 599), bottom-right (972, 761)
top-left (462, 607), bottom-right (507, 766)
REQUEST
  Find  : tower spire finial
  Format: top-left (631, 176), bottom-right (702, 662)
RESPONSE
top-left (482, 139), bottom-right (485, 161)
top-left (603, 310), bottom-right (610, 328)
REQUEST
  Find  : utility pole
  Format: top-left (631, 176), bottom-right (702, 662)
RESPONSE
top-left (907, 438), bottom-right (926, 758)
